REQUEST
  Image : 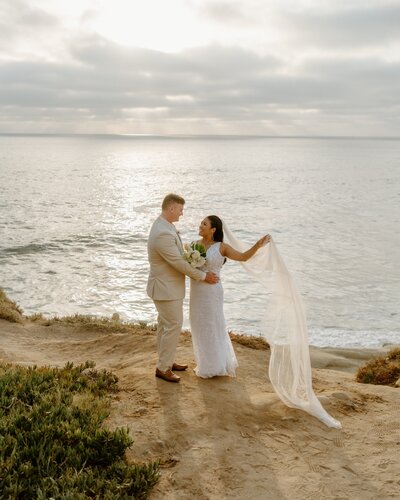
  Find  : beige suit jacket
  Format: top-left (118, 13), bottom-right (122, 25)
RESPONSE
top-left (146, 216), bottom-right (205, 300)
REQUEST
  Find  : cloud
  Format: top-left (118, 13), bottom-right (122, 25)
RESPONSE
top-left (0, 0), bottom-right (60, 54)
top-left (0, 0), bottom-right (58, 28)
top-left (195, 1), bottom-right (250, 25)
top-left (1, 31), bottom-right (399, 135)
top-left (0, 1), bottom-right (399, 135)
top-left (194, 1), bottom-right (400, 53)
top-left (282, 3), bottom-right (400, 49)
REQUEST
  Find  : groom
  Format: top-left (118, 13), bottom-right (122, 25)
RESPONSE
top-left (147, 193), bottom-right (218, 383)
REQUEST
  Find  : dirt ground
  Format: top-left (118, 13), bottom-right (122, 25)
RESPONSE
top-left (1, 318), bottom-right (399, 500)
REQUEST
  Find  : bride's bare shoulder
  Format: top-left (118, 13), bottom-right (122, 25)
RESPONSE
top-left (219, 242), bottom-right (229, 255)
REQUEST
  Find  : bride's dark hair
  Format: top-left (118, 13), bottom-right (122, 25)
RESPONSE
top-left (207, 215), bottom-right (224, 242)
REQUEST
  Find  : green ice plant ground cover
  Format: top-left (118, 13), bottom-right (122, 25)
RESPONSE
top-left (0, 360), bottom-right (159, 499)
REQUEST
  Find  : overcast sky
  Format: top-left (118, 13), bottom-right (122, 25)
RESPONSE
top-left (1, 0), bottom-right (399, 136)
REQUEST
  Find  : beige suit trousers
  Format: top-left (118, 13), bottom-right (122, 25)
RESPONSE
top-left (153, 299), bottom-right (183, 372)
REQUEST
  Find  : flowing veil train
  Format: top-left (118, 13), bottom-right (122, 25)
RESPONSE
top-left (222, 220), bottom-right (341, 429)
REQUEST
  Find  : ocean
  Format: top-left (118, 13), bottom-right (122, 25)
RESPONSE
top-left (1, 134), bottom-right (399, 348)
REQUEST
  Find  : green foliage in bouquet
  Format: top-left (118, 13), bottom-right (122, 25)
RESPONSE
top-left (190, 242), bottom-right (207, 258)
top-left (0, 361), bottom-right (159, 499)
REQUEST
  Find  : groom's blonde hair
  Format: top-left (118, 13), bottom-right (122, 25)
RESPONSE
top-left (162, 193), bottom-right (185, 210)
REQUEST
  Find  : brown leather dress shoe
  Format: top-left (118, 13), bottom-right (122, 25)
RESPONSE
top-left (172, 362), bottom-right (188, 371)
top-left (155, 368), bottom-right (180, 383)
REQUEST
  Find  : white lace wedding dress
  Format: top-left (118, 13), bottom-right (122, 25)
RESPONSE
top-left (189, 242), bottom-right (238, 378)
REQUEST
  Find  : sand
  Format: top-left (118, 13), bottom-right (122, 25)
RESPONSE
top-left (1, 317), bottom-right (399, 500)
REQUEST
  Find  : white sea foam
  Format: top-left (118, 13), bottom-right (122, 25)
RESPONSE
top-left (309, 328), bottom-right (400, 348)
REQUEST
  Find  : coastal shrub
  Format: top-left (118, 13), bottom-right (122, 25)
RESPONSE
top-left (0, 361), bottom-right (159, 499)
top-left (29, 313), bottom-right (157, 334)
top-left (0, 288), bottom-right (24, 323)
top-left (229, 331), bottom-right (270, 350)
top-left (356, 348), bottom-right (400, 386)
top-left (0, 288), bottom-right (158, 334)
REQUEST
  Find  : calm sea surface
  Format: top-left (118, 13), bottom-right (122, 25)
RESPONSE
top-left (1, 134), bottom-right (399, 347)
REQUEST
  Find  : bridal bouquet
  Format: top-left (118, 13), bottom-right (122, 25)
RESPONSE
top-left (182, 242), bottom-right (207, 268)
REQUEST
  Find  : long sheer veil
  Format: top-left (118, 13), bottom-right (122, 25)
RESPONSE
top-left (222, 220), bottom-right (341, 429)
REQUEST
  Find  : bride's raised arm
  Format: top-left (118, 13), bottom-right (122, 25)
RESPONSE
top-left (220, 234), bottom-right (271, 262)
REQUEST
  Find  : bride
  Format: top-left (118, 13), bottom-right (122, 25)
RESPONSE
top-left (189, 215), bottom-right (342, 429)
top-left (189, 215), bottom-right (270, 378)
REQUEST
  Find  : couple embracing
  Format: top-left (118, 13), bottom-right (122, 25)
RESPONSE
top-left (147, 194), bottom-right (342, 429)
top-left (147, 193), bottom-right (270, 383)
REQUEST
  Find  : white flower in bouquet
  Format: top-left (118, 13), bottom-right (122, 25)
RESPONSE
top-left (182, 242), bottom-right (207, 268)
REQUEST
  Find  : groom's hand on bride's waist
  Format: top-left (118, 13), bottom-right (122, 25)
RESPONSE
top-left (204, 272), bottom-right (219, 284)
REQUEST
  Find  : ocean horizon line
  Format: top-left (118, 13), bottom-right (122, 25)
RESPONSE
top-left (1, 132), bottom-right (400, 141)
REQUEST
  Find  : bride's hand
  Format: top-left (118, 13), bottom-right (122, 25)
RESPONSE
top-left (257, 234), bottom-right (271, 248)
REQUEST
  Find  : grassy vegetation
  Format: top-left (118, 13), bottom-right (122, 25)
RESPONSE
top-left (356, 348), bottom-right (400, 386)
top-left (1, 287), bottom-right (267, 350)
top-left (29, 312), bottom-right (157, 334)
top-left (0, 289), bottom-right (24, 323)
top-left (0, 361), bottom-right (159, 499)
top-left (229, 331), bottom-right (270, 350)
top-left (181, 329), bottom-right (269, 350)
top-left (0, 286), bottom-right (157, 335)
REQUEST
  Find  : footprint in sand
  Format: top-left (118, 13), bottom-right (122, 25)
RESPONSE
top-left (333, 434), bottom-right (344, 448)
